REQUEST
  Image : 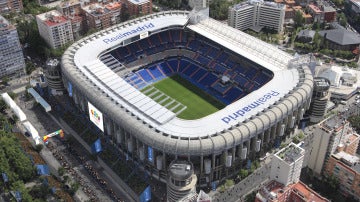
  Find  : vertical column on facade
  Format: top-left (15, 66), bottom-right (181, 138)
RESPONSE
top-left (200, 155), bottom-right (204, 175)
top-left (138, 142), bottom-right (145, 161)
top-left (128, 135), bottom-right (134, 154)
top-left (73, 88), bottom-right (79, 105)
top-left (264, 129), bottom-right (270, 143)
top-left (277, 122), bottom-right (285, 137)
top-left (246, 140), bottom-right (250, 158)
top-left (211, 153), bottom-right (216, 181)
top-left (162, 152), bottom-right (166, 171)
top-left (80, 95), bottom-right (86, 112)
top-left (259, 132), bottom-right (264, 154)
top-left (232, 147), bottom-right (236, 164)
top-left (270, 124), bottom-right (277, 141)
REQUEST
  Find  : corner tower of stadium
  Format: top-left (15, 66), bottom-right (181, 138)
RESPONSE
top-left (61, 11), bottom-right (313, 186)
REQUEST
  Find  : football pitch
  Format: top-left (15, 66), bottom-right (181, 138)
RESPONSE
top-left (142, 75), bottom-right (225, 120)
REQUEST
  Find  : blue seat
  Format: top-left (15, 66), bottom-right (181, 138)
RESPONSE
top-left (137, 69), bottom-right (153, 82)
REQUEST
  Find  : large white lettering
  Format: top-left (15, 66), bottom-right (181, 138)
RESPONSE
top-left (221, 90), bottom-right (280, 124)
top-left (103, 23), bottom-right (155, 44)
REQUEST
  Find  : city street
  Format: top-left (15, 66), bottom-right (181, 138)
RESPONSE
top-left (211, 157), bottom-right (272, 202)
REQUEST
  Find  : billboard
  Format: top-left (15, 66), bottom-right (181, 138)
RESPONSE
top-left (140, 32), bottom-right (149, 39)
top-left (139, 186), bottom-right (151, 202)
top-left (88, 102), bottom-right (104, 131)
top-left (148, 146), bottom-right (153, 162)
top-left (91, 138), bottom-right (103, 154)
top-left (68, 82), bottom-right (73, 97)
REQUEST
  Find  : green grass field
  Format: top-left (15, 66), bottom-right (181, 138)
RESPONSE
top-left (142, 75), bottom-right (225, 120)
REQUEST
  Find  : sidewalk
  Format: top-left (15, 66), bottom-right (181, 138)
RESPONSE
top-left (48, 112), bottom-right (139, 202)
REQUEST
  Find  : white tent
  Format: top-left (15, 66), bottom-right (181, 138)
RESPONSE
top-left (1, 93), bottom-right (27, 122)
top-left (22, 121), bottom-right (42, 145)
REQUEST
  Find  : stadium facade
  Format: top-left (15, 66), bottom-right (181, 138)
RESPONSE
top-left (61, 11), bottom-right (313, 186)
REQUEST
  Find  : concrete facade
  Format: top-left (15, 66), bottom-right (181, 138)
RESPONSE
top-left (270, 143), bottom-right (305, 186)
top-left (36, 10), bottom-right (74, 49)
top-left (228, 0), bottom-right (286, 33)
top-left (0, 15), bottom-right (25, 78)
top-left (61, 11), bottom-right (313, 187)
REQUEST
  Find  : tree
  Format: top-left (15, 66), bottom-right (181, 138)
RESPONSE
top-left (338, 12), bottom-right (347, 27)
top-left (348, 115), bottom-right (360, 131)
top-left (209, 0), bottom-right (231, 20)
top-left (10, 180), bottom-right (34, 202)
top-left (294, 10), bottom-right (305, 28)
top-left (239, 169), bottom-right (248, 179)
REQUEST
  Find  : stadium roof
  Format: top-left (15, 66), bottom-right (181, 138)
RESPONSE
top-left (69, 11), bottom-right (300, 138)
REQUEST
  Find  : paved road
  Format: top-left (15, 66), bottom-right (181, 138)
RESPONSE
top-left (211, 159), bottom-right (271, 202)
top-left (49, 112), bottom-right (139, 202)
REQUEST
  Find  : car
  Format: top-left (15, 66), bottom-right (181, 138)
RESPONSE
top-left (340, 100), bottom-right (347, 105)
top-left (356, 95), bottom-right (360, 100)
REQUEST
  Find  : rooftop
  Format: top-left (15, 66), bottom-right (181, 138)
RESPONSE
top-left (333, 151), bottom-right (359, 166)
top-left (69, 11), bottom-right (300, 138)
top-left (275, 143), bottom-right (304, 164)
top-left (320, 114), bottom-right (346, 132)
top-left (46, 59), bottom-right (59, 67)
top-left (314, 77), bottom-right (330, 88)
top-left (37, 10), bottom-right (69, 26)
top-left (59, 0), bottom-right (80, 8)
top-left (105, 2), bottom-right (121, 11)
top-left (83, 3), bottom-right (121, 16)
top-left (318, 29), bottom-right (360, 45)
top-left (0, 15), bottom-right (13, 31)
top-left (308, 4), bottom-right (322, 13)
top-left (292, 181), bottom-right (330, 202)
top-left (297, 29), bottom-right (316, 38)
top-left (233, 0), bottom-right (285, 10)
top-left (257, 180), bottom-right (329, 202)
top-left (127, 0), bottom-right (150, 5)
top-left (169, 161), bottom-right (193, 179)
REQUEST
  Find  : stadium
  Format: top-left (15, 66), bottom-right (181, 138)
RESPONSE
top-left (61, 10), bottom-right (313, 186)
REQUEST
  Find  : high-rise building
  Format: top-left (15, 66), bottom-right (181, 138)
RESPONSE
top-left (0, 15), bottom-right (25, 78)
top-left (308, 115), bottom-right (353, 175)
top-left (167, 160), bottom-right (197, 202)
top-left (270, 143), bottom-right (305, 186)
top-left (228, 0), bottom-right (286, 33)
top-left (309, 77), bottom-right (331, 123)
top-left (57, 0), bottom-right (85, 39)
top-left (324, 133), bottom-right (360, 200)
top-left (82, 2), bottom-right (121, 31)
top-left (36, 10), bottom-right (74, 49)
top-left (0, 0), bottom-right (23, 14)
top-left (124, 0), bottom-right (152, 17)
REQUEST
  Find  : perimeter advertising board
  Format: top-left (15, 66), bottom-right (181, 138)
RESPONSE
top-left (88, 102), bottom-right (104, 132)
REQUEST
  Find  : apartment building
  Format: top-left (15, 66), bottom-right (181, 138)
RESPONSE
top-left (0, 0), bottom-right (23, 13)
top-left (255, 180), bottom-right (329, 202)
top-left (36, 10), bottom-right (74, 49)
top-left (270, 143), bottom-right (305, 186)
top-left (57, 0), bottom-right (86, 39)
top-left (124, 0), bottom-right (152, 17)
top-left (324, 133), bottom-right (360, 200)
top-left (82, 2), bottom-right (121, 31)
top-left (0, 15), bottom-right (25, 78)
top-left (228, 0), bottom-right (285, 33)
top-left (308, 115), bottom-right (357, 175)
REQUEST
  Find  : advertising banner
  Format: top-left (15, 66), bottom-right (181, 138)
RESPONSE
top-left (148, 146), bottom-right (153, 162)
top-left (88, 102), bottom-right (104, 132)
top-left (68, 82), bottom-right (73, 97)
